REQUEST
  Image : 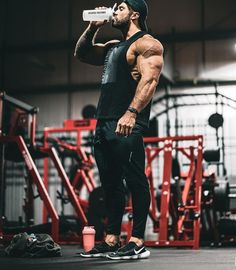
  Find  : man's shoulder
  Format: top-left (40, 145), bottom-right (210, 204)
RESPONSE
top-left (136, 34), bottom-right (163, 56)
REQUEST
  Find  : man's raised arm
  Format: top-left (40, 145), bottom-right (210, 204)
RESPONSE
top-left (74, 23), bottom-right (104, 65)
top-left (74, 19), bottom-right (119, 66)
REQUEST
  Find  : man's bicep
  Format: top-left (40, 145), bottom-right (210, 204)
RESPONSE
top-left (137, 38), bottom-right (164, 80)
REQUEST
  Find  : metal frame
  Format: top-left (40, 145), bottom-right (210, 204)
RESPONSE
top-left (0, 135), bottom-right (59, 241)
top-left (145, 135), bottom-right (203, 249)
top-left (152, 89), bottom-right (236, 177)
top-left (122, 135), bottom-right (203, 249)
top-left (40, 146), bottom-right (88, 227)
top-left (43, 119), bottom-right (97, 223)
top-left (0, 92), bottom-right (60, 241)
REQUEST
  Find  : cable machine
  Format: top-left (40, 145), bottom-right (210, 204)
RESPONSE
top-left (152, 87), bottom-right (236, 177)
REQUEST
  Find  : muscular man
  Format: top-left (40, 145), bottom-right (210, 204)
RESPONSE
top-left (75, 0), bottom-right (163, 260)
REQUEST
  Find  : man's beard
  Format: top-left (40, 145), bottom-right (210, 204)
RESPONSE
top-left (112, 17), bottom-right (130, 31)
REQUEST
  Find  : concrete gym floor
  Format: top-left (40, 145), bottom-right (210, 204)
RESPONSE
top-left (0, 246), bottom-right (235, 270)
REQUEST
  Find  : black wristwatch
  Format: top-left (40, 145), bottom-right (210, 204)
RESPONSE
top-left (127, 106), bottom-right (139, 115)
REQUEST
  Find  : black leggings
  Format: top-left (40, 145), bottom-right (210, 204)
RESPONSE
top-left (94, 120), bottom-right (150, 239)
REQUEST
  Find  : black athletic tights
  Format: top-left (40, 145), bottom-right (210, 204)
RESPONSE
top-left (93, 120), bottom-right (151, 239)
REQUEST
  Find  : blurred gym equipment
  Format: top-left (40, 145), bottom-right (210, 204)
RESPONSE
top-left (0, 92), bottom-right (59, 241)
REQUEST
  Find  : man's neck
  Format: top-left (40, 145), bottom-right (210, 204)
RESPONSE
top-left (122, 24), bottom-right (142, 40)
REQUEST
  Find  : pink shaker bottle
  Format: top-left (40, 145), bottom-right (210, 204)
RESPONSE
top-left (82, 226), bottom-right (96, 252)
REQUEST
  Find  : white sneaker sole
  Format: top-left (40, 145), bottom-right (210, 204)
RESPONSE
top-left (106, 250), bottom-right (150, 260)
top-left (80, 252), bottom-right (105, 258)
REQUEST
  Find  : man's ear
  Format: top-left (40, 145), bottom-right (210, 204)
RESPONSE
top-left (130, 11), bottom-right (140, 20)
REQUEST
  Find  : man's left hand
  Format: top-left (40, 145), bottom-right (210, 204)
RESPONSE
top-left (115, 111), bottom-right (137, 136)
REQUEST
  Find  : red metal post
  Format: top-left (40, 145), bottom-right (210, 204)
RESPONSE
top-left (177, 147), bottom-right (195, 233)
top-left (0, 135), bottom-right (59, 241)
top-left (43, 130), bottom-right (50, 224)
top-left (46, 147), bottom-right (88, 227)
top-left (158, 139), bottom-right (173, 244)
top-left (193, 136), bottom-right (203, 249)
top-left (30, 114), bottom-right (37, 146)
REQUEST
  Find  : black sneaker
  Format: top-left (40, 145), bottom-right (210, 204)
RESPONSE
top-left (106, 241), bottom-right (150, 260)
top-left (80, 241), bottom-right (120, 258)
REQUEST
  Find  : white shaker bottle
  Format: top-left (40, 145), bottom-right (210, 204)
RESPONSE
top-left (83, 3), bottom-right (117, 22)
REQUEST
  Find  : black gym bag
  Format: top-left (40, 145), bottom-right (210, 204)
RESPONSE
top-left (5, 232), bottom-right (62, 258)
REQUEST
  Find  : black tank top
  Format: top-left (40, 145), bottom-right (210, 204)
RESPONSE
top-left (96, 31), bottom-right (152, 127)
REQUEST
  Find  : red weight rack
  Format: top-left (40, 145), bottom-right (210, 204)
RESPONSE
top-left (123, 135), bottom-right (203, 249)
top-left (43, 119), bottom-right (97, 232)
top-left (0, 92), bottom-right (59, 242)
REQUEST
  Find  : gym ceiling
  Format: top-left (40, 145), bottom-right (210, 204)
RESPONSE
top-left (0, 0), bottom-right (236, 93)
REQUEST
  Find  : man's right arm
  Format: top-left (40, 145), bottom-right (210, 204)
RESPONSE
top-left (74, 23), bottom-right (119, 66)
top-left (74, 24), bottom-right (103, 65)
